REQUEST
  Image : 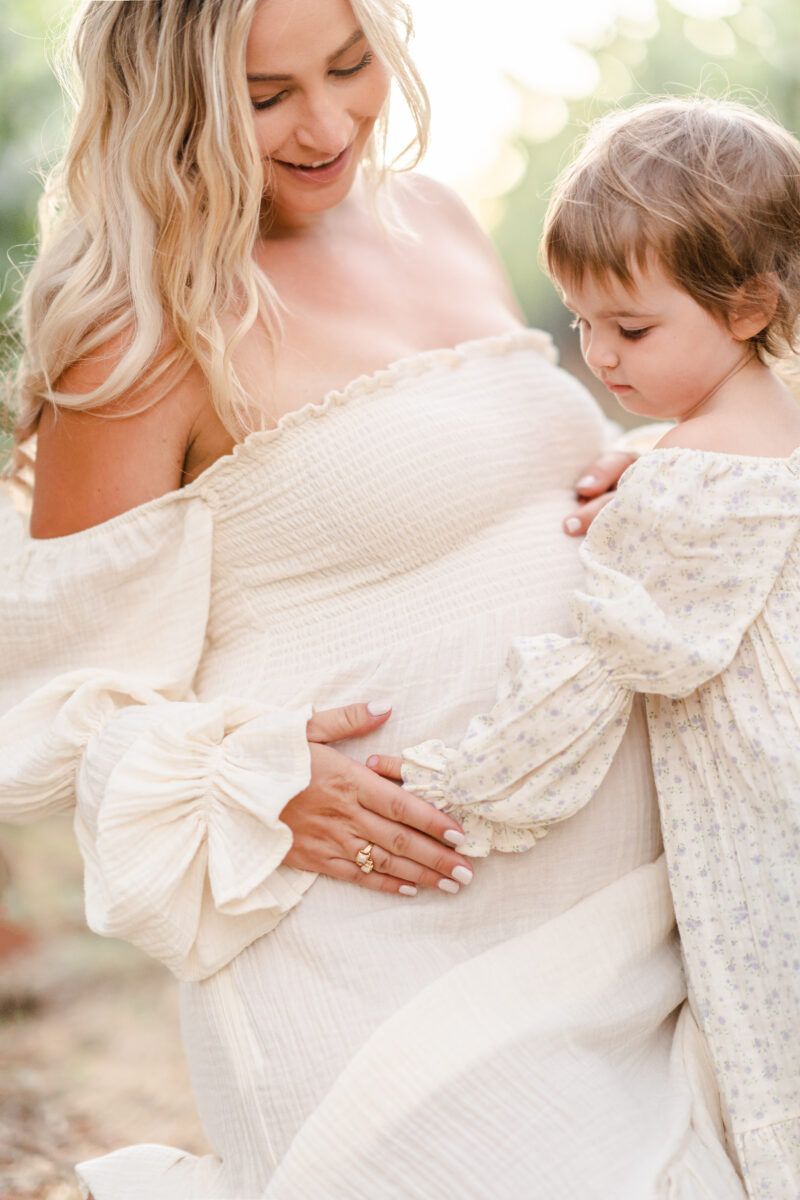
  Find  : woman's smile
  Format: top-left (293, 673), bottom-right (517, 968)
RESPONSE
top-left (271, 142), bottom-right (353, 184)
top-left (246, 0), bottom-right (390, 229)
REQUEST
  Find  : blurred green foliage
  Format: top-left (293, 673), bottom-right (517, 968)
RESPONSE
top-left (0, 0), bottom-right (799, 438)
top-left (0, 0), bottom-right (65, 316)
top-left (0, 0), bottom-right (65, 449)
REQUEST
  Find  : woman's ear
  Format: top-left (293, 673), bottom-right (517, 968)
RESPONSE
top-left (729, 274), bottom-right (779, 341)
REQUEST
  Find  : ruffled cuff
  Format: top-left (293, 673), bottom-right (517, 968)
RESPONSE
top-left (76, 1143), bottom-right (228, 1200)
top-left (402, 743), bottom-right (550, 856)
top-left (402, 636), bottom-right (633, 858)
top-left (75, 697), bottom-right (315, 980)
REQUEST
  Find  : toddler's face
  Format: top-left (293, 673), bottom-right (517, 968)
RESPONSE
top-left (561, 262), bottom-right (746, 422)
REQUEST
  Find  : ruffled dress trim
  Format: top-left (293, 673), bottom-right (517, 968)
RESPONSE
top-left (6, 328), bottom-right (556, 535)
top-left (0, 499), bottom-right (316, 981)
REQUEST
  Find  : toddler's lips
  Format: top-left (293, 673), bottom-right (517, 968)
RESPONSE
top-left (274, 145), bottom-right (352, 184)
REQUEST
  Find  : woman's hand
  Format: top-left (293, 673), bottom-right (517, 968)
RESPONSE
top-left (562, 449), bottom-right (636, 536)
top-left (279, 704), bottom-right (474, 896)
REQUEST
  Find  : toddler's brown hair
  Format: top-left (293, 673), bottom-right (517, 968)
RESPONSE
top-left (541, 97), bottom-right (800, 359)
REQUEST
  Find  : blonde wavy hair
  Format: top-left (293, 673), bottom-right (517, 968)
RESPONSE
top-left (13, 0), bottom-right (430, 442)
top-left (541, 97), bottom-right (800, 362)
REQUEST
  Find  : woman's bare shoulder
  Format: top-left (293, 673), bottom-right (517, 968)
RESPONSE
top-left (30, 332), bottom-right (223, 538)
top-left (390, 172), bottom-right (524, 319)
top-left (391, 172), bottom-right (486, 241)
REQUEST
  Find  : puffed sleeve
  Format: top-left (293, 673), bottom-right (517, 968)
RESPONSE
top-left (0, 493), bottom-right (315, 980)
top-left (403, 449), bottom-right (800, 854)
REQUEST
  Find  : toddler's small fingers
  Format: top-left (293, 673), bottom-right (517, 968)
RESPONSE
top-left (366, 753), bottom-right (403, 780)
top-left (563, 492), bottom-right (617, 536)
top-left (573, 450), bottom-right (636, 497)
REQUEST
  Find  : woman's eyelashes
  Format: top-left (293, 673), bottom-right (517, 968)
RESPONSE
top-left (251, 52), bottom-right (374, 111)
top-left (330, 50), bottom-right (373, 78)
top-left (253, 91), bottom-right (288, 112)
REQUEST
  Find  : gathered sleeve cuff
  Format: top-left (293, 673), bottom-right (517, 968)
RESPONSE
top-left (403, 636), bottom-right (633, 856)
top-left (0, 495), bottom-right (314, 980)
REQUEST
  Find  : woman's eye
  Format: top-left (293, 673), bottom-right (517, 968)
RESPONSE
top-left (330, 51), bottom-right (373, 78)
top-left (252, 91), bottom-right (288, 112)
top-left (620, 326), bottom-right (650, 340)
top-left (251, 50), bottom-right (373, 110)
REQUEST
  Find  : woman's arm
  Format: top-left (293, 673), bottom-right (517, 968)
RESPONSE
top-left (30, 335), bottom-right (217, 537)
top-left (24, 350), bottom-right (472, 916)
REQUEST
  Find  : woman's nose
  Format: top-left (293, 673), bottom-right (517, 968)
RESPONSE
top-left (295, 90), bottom-right (353, 154)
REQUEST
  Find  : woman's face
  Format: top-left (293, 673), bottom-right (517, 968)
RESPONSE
top-left (246, 0), bottom-right (391, 230)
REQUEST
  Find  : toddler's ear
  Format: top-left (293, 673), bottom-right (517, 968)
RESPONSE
top-left (729, 274), bottom-right (779, 341)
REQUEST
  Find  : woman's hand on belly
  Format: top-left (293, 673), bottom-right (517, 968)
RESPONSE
top-left (279, 705), bottom-right (474, 896)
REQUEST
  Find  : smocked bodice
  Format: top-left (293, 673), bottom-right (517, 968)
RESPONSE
top-left (187, 330), bottom-right (609, 695)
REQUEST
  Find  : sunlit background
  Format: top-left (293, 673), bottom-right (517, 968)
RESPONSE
top-left (404, 0), bottom-right (800, 400)
top-left (410, 0), bottom-right (766, 201)
top-left (1, 2), bottom-right (800, 1194)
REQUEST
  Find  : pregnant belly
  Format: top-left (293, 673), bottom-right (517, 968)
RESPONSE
top-left (180, 679), bottom-right (660, 1176)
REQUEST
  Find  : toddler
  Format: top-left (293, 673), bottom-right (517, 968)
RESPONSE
top-left (381, 98), bottom-right (800, 1197)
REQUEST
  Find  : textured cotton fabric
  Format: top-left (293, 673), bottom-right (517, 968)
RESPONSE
top-left (0, 332), bottom-right (745, 1198)
top-left (404, 447), bottom-right (800, 1199)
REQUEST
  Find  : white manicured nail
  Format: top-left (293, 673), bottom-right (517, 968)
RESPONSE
top-left (399, 885), bottom-right (417, 896)
top-left (564, 517), bottom-right (583, 535)
top-left (575, 474), bottom-right (598, 490)
top-left (367, 700), bottom-right (392, 715)
top-left (452, 866), bottom-right (473, 885)
top-left (443, 829), bottom-right (464, 845)
top-left (438, 879), bottom-right (460, 894)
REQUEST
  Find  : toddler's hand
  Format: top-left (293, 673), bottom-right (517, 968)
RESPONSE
top-left (563, 449), bottom-right (635, 536)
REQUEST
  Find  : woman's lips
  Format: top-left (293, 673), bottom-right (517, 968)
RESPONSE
top-left (274, 144), bottom-right (352, 184)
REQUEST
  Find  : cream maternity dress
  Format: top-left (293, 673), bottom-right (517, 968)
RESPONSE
top-left (0, 331), bottom-right (744, 1198)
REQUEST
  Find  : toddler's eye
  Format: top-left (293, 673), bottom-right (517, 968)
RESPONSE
top-left (620, 326), bottom-right (650, 340)
top-left (569, 316), bottom-right (587, 332)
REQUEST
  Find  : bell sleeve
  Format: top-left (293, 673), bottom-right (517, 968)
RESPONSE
top-left (403, 449), bottom-right (800, 855)
top-left (0, 494), bottom-right (315, 981)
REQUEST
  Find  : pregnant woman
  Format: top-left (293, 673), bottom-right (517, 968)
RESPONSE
top-left (0, 0), bottom-right (744, 1196)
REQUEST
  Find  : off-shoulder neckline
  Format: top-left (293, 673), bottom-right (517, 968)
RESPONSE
top-left (195, 326), bottom-right (553, 487)
top-left (641, 443), bottom-right (800, 465)
top-left (24, 328), bottom-right (554, 546)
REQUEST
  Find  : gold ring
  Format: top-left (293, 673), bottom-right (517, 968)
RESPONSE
top-left (355, 843), bottom-right (375, 873)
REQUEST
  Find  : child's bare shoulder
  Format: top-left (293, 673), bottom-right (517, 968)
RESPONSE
top-left (655, 404), bottom-right (800, 459)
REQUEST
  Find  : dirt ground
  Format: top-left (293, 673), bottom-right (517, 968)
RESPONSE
top-left (0, 818), bottom-right (210, 1200)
